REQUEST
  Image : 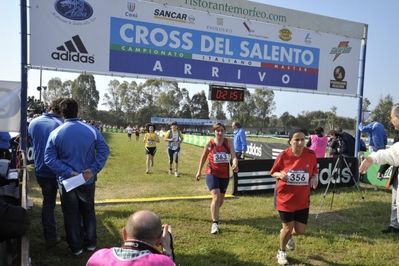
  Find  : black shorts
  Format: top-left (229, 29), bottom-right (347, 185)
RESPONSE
top-left (205, 174), bottom-right (230, 194)
top-left (278, 208), bottom-right (309, 224)
top-left (145, 147), bottom-right (157, 156)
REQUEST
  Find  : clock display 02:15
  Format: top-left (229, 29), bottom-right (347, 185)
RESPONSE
top-left (210, 87), bottom-right (245, 102)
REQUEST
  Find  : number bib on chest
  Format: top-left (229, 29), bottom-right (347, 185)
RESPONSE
top-left (147, 140), bottom-right (154, 145)
top-left (170, 142), bottom-right (179, 150)
top-left (213, 152), bottom-right (229, 163)
top-left (287, 170), bottom-right (309, 186)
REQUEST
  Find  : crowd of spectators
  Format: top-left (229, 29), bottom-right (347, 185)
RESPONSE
top-left (28, 96), bottom-right (48, 116)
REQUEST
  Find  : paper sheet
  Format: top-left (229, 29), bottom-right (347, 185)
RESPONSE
top-left (62, 173), bottom-right (85, 192)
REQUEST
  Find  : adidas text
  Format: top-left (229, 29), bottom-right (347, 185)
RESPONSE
top-left (51, 52), bottom-right (95, 64)
top-left (247, 143), bottom-right (262, 157)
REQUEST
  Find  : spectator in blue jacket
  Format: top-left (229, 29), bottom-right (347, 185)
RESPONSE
top-left (358, 114), bottom-right (387, 152)
top-left (0, 132), bottom-right (11, 160)
top-left (232, 121), bottom-right (247, 159)
top-left (44, 98), bottom-right (110, 256)
top-left (28, 98), bottom-right (64, 248)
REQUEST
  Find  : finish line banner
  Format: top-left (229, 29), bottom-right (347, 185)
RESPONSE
top-left (30, 0), bottom-right (362, 95)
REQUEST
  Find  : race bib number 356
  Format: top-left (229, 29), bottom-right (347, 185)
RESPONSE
top-left (287, 170), bottom-right (309, 186)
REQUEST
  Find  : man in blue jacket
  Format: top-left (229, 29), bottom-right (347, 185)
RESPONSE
top-left (44, 98), bottom-right (110, 256)
top-left (232, 121), bottom-right (247, 159)
top-left (358, 114), bottom-right (387, 152)
top-left (0, 131), bottom-right (11, 160)
top-left (28, 98), bottom-right (64, 249)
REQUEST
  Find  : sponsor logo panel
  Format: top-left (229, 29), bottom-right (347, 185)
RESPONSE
top-left (330, 41), bottom-right (352, 61)
top-left (330, 66), bottom-right (347, 90)
top-left (154, 8), bottom-right (195, 24)
top-left (52, 0), bottom-right (97, 25)
top-left (51, 35), bottom-right (95, 64)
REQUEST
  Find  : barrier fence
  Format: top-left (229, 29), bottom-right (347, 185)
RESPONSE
top-left (232, 157), bottom-right (359, 195)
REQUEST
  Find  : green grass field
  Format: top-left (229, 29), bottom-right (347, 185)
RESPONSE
top-left (27, 132), bottom-right (399, 265)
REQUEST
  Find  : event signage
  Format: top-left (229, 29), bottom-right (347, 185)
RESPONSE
top-left (29, 0), bottom-right (364, 96)
top-left (151, 117), bottom-right (226, 125)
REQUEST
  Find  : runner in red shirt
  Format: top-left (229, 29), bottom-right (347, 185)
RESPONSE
top-left (270, 127), bottom-right (318, 265)
top-left (196, 122), bottom-right (238, 234)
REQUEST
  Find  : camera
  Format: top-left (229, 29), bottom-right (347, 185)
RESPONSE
top-left (162, 226), bottom-right (175, 260)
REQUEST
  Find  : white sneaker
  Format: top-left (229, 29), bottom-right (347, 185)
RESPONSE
top-left (211, 223), bottom-right (220, 234)
top-left (280, 229), bottom-right (295, 251)
top-left (146, 169), bottom-right (149, 174)
top-left (168, 170), bottom-right (172, 174)
top-left (175, 171), bottom-right (179, 177)
top-left (277, 250), bottom-right (289, 265)
top-left (286, 235), bottom-right (295, 250)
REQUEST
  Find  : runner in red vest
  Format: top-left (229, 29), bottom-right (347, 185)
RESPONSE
top-left (196, 122), bottom-right (238, 234)
top-left (271, 127), bottom-right (319, 265)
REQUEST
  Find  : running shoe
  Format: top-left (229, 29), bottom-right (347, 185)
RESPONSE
top-left (277, 250), bottom-right (288, 265)
top-left (175, 171), bottom-right (179, 177)
top-left (146, 169), bottom-right (149, 174)
top-left (280, 229), bottom-right (295, 250)
top-left (168, 169), bottom-right (172, 174)
top-left (211, 223), bottom-right (220, 234)
top-left (286, 235), bottom-right (295, 250)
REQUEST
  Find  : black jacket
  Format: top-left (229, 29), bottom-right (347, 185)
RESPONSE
top-left (0, 198), bottom-right (30, 243)
top-left (339, 132), bottom-right (355, 157)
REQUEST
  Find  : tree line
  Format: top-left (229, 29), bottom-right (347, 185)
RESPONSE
top-left (43, 74), bottom-right (395, 135)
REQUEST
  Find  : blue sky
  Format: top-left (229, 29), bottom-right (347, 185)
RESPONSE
top-left (0, 0), bottom-right (397, 118)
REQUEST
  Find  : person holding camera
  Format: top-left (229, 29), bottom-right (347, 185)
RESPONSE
top-left (327, 130), bottom-right (355, 157)
top-left (86, 210), bottom-right (175, 266)
top-left (271, 127), bottom-right (318, 265)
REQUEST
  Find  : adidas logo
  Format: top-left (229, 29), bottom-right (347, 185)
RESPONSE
top-left (51, 35), bottom-right (95, 64)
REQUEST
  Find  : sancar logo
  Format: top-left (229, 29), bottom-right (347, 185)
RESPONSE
top-left (247, 143), bottom-right (262, 157)
top-left (51, 35), bottom-right (95, 64)
top-left (154, 9), bottom-right (195, 24)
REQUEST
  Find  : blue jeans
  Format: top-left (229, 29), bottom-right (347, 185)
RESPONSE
top-left (59, 182), bottom-right (97, 252)
top-left (36, 176), bottom-right (59, 241)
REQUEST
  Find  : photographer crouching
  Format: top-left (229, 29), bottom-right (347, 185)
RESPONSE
top-left (328, 130), bottom-right (355, 157)
top-left (87, 210), bottom-right (175, 265)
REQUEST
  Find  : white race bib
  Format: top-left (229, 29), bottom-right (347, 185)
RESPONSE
top-left (213, 152), bottom-right (229, 163)
top-left (171, 142), bottom-right (179, 150)
top-left (147, 140), bottom-right (154, 145)
top-left (286, 170), bottom-right (309, 186)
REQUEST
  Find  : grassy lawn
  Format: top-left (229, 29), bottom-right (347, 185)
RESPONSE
top-left (27, 132), bottom-right (399, 265)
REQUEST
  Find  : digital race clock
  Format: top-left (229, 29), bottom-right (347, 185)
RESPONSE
top-left (208, 85), bottom-right (245, 102)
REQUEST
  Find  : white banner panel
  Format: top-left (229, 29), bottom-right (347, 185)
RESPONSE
top-left (148, 0), bottom-right (366, 39)
top-left (29, 0), bottom-right (362, 96)
top-left (0, 81), bottom-right (21, 132)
